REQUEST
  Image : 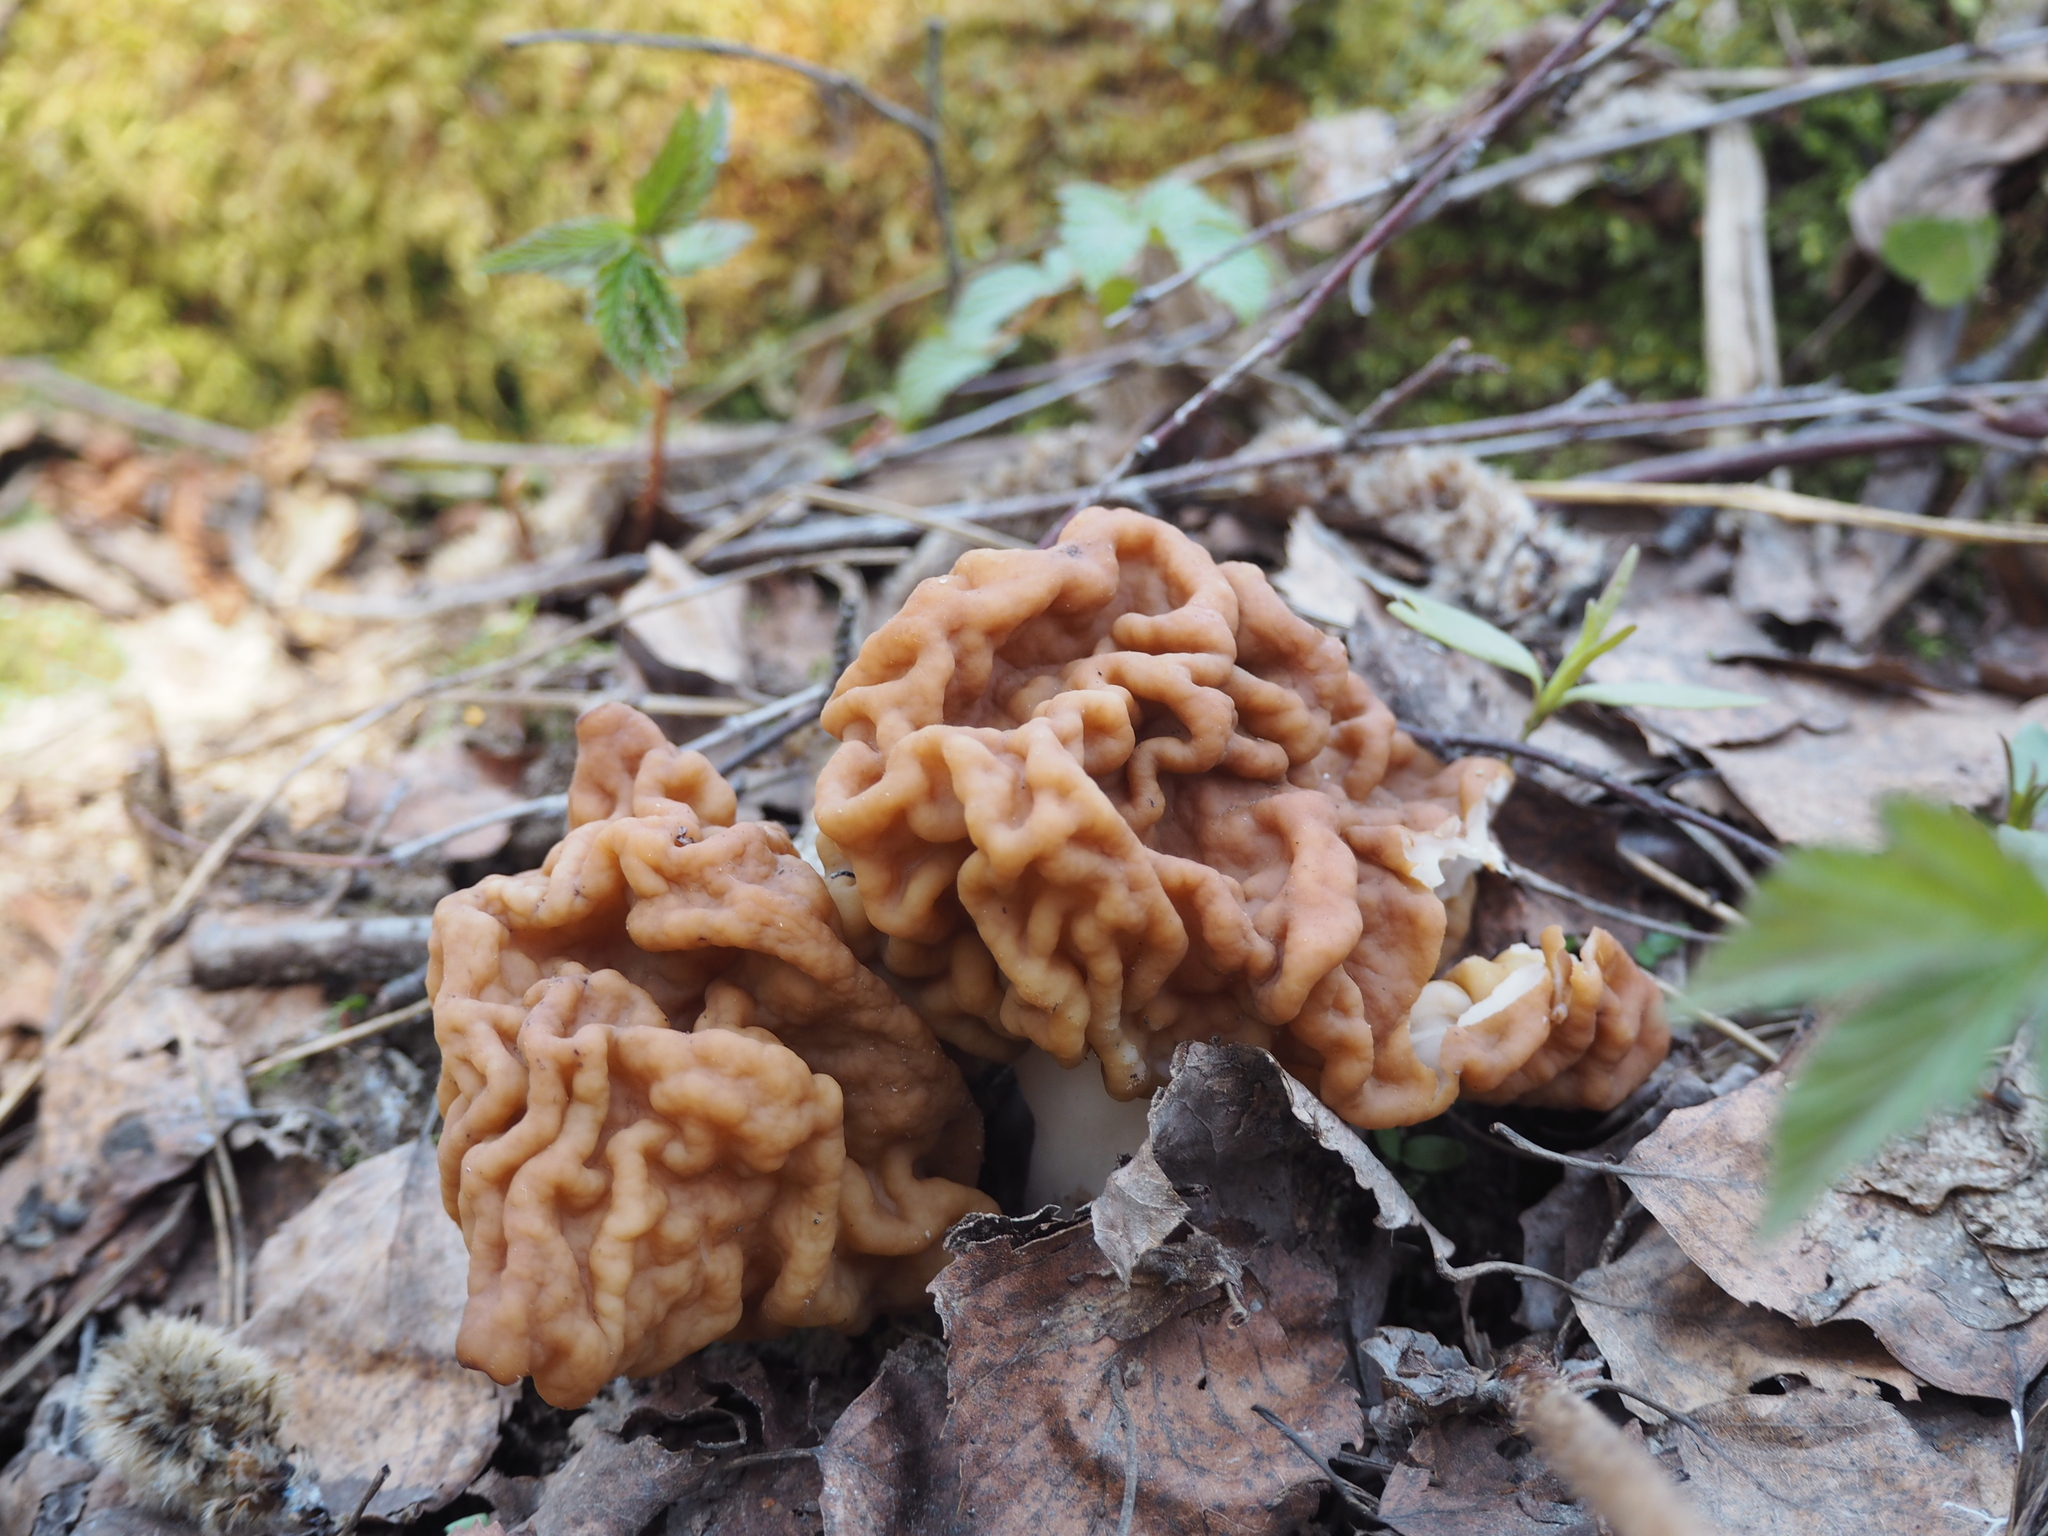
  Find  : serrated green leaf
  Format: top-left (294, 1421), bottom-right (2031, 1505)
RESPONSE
top-left (632, 91), bottom-right (730, 237)
top-left (1560, 681), bottom-right (1769, 711)
top-left (1055, 182), bottom-right (1151, 291)
top-left (949, 262), bottom-right (1064, 350)
top-left (480, 217), bottom-right (633, 279)
top-left (658, 219), bottom-right (753, 276)
top-left (1140, 178), bottom-right (1271, 321)
top-left (893, 331), bottom-right (1006, 424)
top-left (1386, 592), bottom-right (1543, 685)
top-left (589, 250), bottom-right (685, 382)
top-left (1880, 215), bottom-right (2000, 308)
top-left (1695, 800), bottom-right (2048, 1231)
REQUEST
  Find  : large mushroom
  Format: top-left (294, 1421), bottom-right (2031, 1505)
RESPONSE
top-left (814, 507), bottom-right (1667, 1183)
top-left (431, 704), bottom-right (994, 1407)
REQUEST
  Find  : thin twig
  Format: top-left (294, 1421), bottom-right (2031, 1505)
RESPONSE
top-left (1505, 860), bottom-right (1721, 943)
top-left (1249, 1404), bottom-right (1378, 1518)
top-left (1081, 0), bottom-right (1631, 503)
top-left (127, 802), bottom-right (387, 870)
top-left (1547, 0), bottom-right (1684, 109)
top-left (504, 30), bottom-right (937, 140)
top-left (1350, 337), bottom-right (1480, 433)
top-left (1651, 976), bottom-right (1782, 1065)
top-left (922, 20), bottom-right (962, 301)
top-left (1404, 729), bottom-right (1782, 867)
top-left (172, 1009), bottom-right (248, 1327)
top-left (200, 1160), bottom-right (232, 1331)
top-left (245, 998), bottom-right (434, 1079)
top-left (1583, 1379), bottom-right (1714, 1442)
top-left (336, 1465), bottom-right (390, 1536)
top-left (0, 358), bottom-right (256, 457)
top-left (1107, 1365), bottom-right (1140, 1536)
top-left (794, 484), bottom-right (1033, 549)
top-left (386, 794), bottom-right (566, 865)
top-left (310, 776), bottom-right (408, 921)
top-left (1523, 478), bottom-right (2048, 545)
top-left (0, 1188), bottom-right (195, 1403)
top-left (1489, 1124), bottom-right (1739, 1183)
top-left (440, 688), bottom-right (753, 718)
top-left (1617, 847), bottom-right (1746, 927)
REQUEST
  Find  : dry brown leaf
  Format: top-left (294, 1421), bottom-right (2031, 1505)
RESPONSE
top-left (514, 1431), bottom-right (705, 1536)
top-left (1586, 591), bottom-right (1848, 751)
top-left (1577, 1223), bottom-right (1923, 1419)
top-left (1623, 1075), bottom-right (2048, 1400)
top-left (1378, 1417), bottom-right (1594, 1536)
top-left (932, 1223), bottom-right (1356, 1536)
top-left (30, 979), bottom-right (245, 1255)
top-left (1702, 692), bottom-right (2048, 847)
top-left (816, 1337), bottom-right (960, 1536)
top-left (346, 743), bottom-right (525, 863)
top-left (621, 543), bottom-right (749, 694)
top-left (235, 1137), bottom-right (515, 1524)
top-left (1674, 1390), bottom-right (2013, 1536)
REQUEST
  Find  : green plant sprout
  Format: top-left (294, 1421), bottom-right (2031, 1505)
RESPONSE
top-left (1384, 545), bottom-right (1765, 738)
top-left (891, 176), bottom-right (1273, 423)
top-left (1696, 723), bottom-right (2048, 1235)
top-left (482, 92), bottom-right (752, 543)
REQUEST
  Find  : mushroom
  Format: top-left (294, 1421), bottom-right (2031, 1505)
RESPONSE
top-left (431, 704), bottom-right (994, 1407)
top-left (815, 507), bottom-right (1668, 1152)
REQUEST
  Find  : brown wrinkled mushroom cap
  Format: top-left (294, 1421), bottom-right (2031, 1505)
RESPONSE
top-left (815, 506), bottom-right (1525, 1128)
top-left (431, 704), bottom-right (994, 1408)
top-left (816, 509), bottom-right (1670, 1130)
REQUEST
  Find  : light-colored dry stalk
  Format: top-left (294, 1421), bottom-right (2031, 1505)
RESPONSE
top-left (1511, 1370), bottom-right (1724, 1536)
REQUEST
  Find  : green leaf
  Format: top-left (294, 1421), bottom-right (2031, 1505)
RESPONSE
top-left (1880, 215), bottom-right (2000, 308)
top-left (480, 217), bottom-right (633, 279)
top-left (949, 261), bottom-right (1064, 350)
top-left (1055, 182), bottom-right (1151, 291)
top-left (1386, 592), bottom-right (1543, 685)
top-left (632, 91), bottom-right (730, 237)
top-left (1577, 544), bottom-right (1639, 653)
top-left (1542, 623), bottom-right (1635, 706)
top-left (893, 331), bottom-right (1006, 424)
top-left (1695, 800), bottom-right (2048, 1231)
top-left (1559, 681), bottom-right (1769, 711)
top-left (657, 218), bottom-right (752, 276)
top-left (1633, 931), bottom-right (1683, 967)
top-left (1399, 1134), bottom-right (1469, 1173)
top-left (2006, 722), bottom-right (2048, 828)
top-left (1096, 275), bottom-right (1138, 317)
top-left (589, 249), bottom-right (685, 382)
top-left (1998, 825), bottom-right (2048, 889)
top-left (1140, 178), bottom-right (1271, 321)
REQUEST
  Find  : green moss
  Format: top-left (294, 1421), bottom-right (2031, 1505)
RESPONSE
top-left (0, 589), bottom-right (124, 705)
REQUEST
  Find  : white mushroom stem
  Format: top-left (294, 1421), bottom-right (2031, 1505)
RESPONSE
top-left (1013, 1048), bottom-right (1155, 1211)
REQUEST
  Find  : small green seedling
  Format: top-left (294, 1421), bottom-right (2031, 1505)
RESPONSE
top-left (1697, 797), bottom-right (2048, 1234)
top-left (1371, 1126), bottom-right (1469, 1175)
top-left (1385, 545), bottom-right (1765, 738)
top-left (483, 93), bottom-right (752, 540)
top-left (891, 175), bottom-right (1273, 423)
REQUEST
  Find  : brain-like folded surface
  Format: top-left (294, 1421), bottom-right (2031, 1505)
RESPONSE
top-left (816, 506), bottom-right (1666, 1127)
top-left (431, 704), bottom-right (994, 1408)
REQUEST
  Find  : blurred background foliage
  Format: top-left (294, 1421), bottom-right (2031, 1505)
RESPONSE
top-left (0, 0), bottom-right (1989, 439)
